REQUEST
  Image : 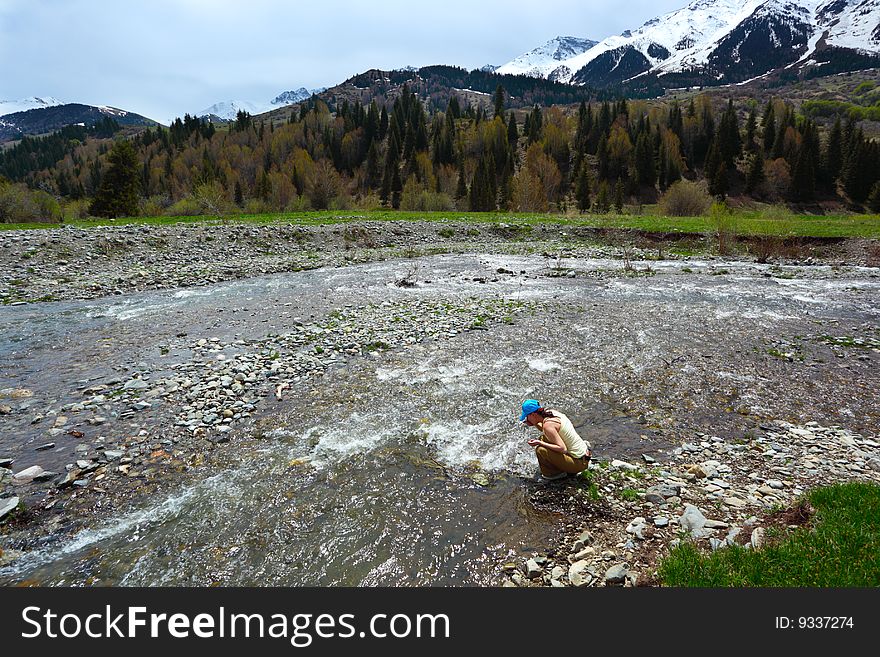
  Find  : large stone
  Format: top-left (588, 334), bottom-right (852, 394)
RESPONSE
top-left (626, 517), bottom-right (647, 540)
top-left (604, 564), bottom-right (628, 586)
top-left (751, 527), bottom-right (765, 549)
top-left (525, 558), bottom-right (543, 579)
top-left (0, 496), bottom-right (20, 521)
top-left (123, 379), bottom-right (150, 391)
top-left (568, 560), bottom-right (593, 587)
top-left (572, 530), bottom-right (594, 552)
top-left (679, 504), bottom-right (708, 538)
top-left (645, 483), bottom-right (681, 504)
top-left (704, 519), bottom-right (729, 530)
top-left (12, 465), bottom-right (45, 483)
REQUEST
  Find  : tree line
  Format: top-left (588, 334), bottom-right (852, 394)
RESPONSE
top-left (2, 84), bottom-right (880, 222)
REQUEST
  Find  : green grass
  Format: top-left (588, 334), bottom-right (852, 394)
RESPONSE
top-left (657, 482), bottom-right (880, 586)
top-left (3, 209), bottom-right (880, 239)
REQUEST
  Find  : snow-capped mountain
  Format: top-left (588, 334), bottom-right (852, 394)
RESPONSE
top-left (496, 36), bottom-right (599, 81)
top-left (0, 102), bottom-right (157, 142)
top-left (0, 96), bottom-right (64, 117)
top-left (500, 0), bottom-right (880, 89)
top-left (198, 87), bottom-right (324, 121)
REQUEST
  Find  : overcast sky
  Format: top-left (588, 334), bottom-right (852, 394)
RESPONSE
top-left (0, 0), bottom-right (686, 124)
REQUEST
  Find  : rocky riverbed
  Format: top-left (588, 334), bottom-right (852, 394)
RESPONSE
top-left (1, 219), bottom-right (879, 585)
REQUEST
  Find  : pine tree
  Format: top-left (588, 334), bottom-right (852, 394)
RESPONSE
top-left (710, 163), bottom-right (728, 199)
top-left (823, 118), bottom-right (843, 187)
top-left (365, 141), bottom-right (381, 190)
top-left (494, 84), bottom-right (506, 120)
top-left (379, 106), bottom-right (389, 141)
top-left (89, 139), bottom-right (140, 218)
top-left (867, 181), bottom-right (880, 213)
top-left (594, 180), bottom-right (611, 213)
top-left (762, 102), bottom-right (776, 155)
top-left (455, 159), bottom-right (468, 204)
top-left (613, 177), bottom-right (625, 213)
top-left (745, 153), bottom-right (764, 195)
top-left (575, 162), bottom-right (590, 213)
top-left (391, 167), bottom-right (402, 210)
top-left (469, 151), bottom-right (497, 212)
top-left (745, 106), bottom-right (757, 150)
top-left (507, 113), bottom-right (518, 151)
top-left (527, 105), bottom-right (542, 144)
top-left (447, 96), bottom-right (461, 120)
top-left (791, 145), bottom-right (815, 202)
top-left (634, 132), bottom-right (656, 189)
top-left (841, 131), bottom-right (869, 203)
top-left (234, 180), bottom-right (244, 206)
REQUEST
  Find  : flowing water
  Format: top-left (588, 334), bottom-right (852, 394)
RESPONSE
top-left (2, 253), bottom-right (878, 586)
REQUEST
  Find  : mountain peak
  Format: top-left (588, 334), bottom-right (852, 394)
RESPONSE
top-left (495, 35), bottom-right (599, 80)
top-left (0, 96), bottom-right (64, 117)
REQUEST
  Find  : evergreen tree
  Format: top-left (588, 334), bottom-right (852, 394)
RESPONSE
top-left (594, 180), bottom-right (611, 213)
top-left (234, 180), bottom-right (244, 206)
top-left (469, 151), bottom-right (497, 212)
top-left (791, 145), bottom-right (815, 202)
top-left (867, 181), bottom-right (880, 214)
top-left (823, 117), bottom-right (843, 187)
top-left (745, 153), bottom-right (764, 195)
top-left (710, 162), bottom-right (728, 199)
top-left (634, 132), bottom-right (656, 189)
top-left (507, 113), bottom-right (518, 151)
top-left (455, 159), bottom-right (467, 203)
top-left (718, 99), bottom-right (742, 167)
top-left (499, 153), bottom-right (514, 210)
top-left (89, 139), bottom-right (140, 218)
top-left (575, 162), bottom-right (590, 213)
top-left (841, 129), bottom-right (867, 203)
top-left (745, 105), bottom-right (757, 150)
top-left (762, 102), bottom-right (776, 155)
top-left (379, 106), bottom-right (389, 141)
top-left (597, 133), bottom-right (609, 180)
top-left (365, 141), bottom-right (381, 190)
top-left (494, 84), bottom-right (506, 120)
top-left (613, 177), bottom-right (625, 213)
top-left (391, 166), bottom-right (402, 210)
top-left (447, 96), bottom-right (461, 120)
top-left (527, 105), bottom-right (542, 144)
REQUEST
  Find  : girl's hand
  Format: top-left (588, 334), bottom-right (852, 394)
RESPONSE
top-left (527, 439), bottom-right (541, 447)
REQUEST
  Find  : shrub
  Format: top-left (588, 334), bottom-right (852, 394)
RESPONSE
top-left (658, 179), bottom-right (711, 217)
top-left (139, 194), bottom-right (171, 218)
top-left (0, 181), bottom-right (62, 223)
top-left (62, 198), bottom-right (92, 221)
top-left (710, 201), bottom-right (737, 255)
top-left (193, 181), bottom-right (234, 216)
top-left (164, 197), bottom-right (203, 216)
top-left (243, 198), bottom-right (271, 215)
top-left (352, 193), bottom-right (383, 211)
top-left (284, 195), bottom-right (312, 212)
top-left (328, 194), bottom-right (352, 211)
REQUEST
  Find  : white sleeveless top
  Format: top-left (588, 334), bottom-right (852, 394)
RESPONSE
top-left (542, 410), bottom-right (590, 458)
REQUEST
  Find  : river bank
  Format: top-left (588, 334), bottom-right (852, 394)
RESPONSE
top-left (1, 220), bottom-right (879, 585)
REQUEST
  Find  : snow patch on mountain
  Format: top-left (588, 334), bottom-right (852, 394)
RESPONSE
top-left (0, 96), bottom-right (64, 117)
top-left (496, 36), bottom-right (599, 79)
top-left (502, 1), bottom-right (879, 86)
top-left (198, 87), bottom-right (326, 121)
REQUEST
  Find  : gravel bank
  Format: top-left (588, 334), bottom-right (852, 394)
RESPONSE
top-left (1, 219), bottom-right (879, 585)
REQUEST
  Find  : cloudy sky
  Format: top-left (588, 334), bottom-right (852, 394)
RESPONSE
top-left (0, 0), bottom-right (686, 123)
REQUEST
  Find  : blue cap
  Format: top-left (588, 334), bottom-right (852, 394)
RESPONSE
top-left (519, 399), bottom-right (540, 422)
